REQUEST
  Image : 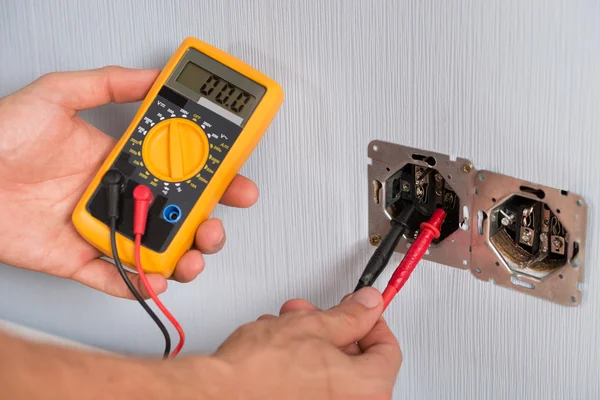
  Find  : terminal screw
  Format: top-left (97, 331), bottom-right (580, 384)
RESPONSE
top-left (552, 238), bottom-right (563, 250)
top-left (543, 218), bottom-right (550, 226)
top-left (462, 163), bottom-right (473, 173)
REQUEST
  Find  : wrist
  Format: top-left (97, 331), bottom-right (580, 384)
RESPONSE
top-left (167, 355), bottom-right (236, 399)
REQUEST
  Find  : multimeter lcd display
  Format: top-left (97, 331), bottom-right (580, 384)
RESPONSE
top-left (176, 62), bottom-right (256, 119)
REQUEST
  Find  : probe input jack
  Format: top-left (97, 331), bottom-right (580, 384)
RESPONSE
top-left (163, 205), bottom-right (182, 223)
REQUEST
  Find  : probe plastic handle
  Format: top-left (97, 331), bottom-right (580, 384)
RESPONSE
top-left (354, 204), bottom-right (417, 291)
top-left (133, 185), bottom-right (154, 235)
top-left (381, 209), bottom-right (447, 312)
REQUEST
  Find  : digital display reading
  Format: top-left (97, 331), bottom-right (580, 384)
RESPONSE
top-left (176, 62), bottom-right (256, 118)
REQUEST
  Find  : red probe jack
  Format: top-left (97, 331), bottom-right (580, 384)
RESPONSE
top-left (133, 185), bottom-right (186, 359)
top-left (381, 209), bottom-right (447, 312)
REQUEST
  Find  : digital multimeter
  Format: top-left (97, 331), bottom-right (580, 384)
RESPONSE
top-left (72, 37), bottom-right (283, 277)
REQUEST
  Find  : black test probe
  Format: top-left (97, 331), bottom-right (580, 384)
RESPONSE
top-left (353, 168), bottom-right (437, 291)
top-left (354, 203), bottom-right (417, 291)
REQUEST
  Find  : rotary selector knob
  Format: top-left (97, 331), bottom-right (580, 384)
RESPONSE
top-left (142, 118), bottom-right (209, 182)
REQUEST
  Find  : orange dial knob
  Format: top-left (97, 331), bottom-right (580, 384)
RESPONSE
top-left (142, 118), bottom-right (209, 182)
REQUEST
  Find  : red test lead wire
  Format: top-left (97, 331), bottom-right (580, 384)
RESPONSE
top-left (381, 209), bottom-right (447, 312)
top-left (133, 185), bottom-right (186, 359)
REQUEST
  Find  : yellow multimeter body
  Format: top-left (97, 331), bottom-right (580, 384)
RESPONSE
top-left (72, 37), bottom-right (283, 277)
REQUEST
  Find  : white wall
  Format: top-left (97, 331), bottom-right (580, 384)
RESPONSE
top-left (1, 1), bottom-right (599, 398)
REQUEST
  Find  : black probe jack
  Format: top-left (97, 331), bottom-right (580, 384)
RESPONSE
top-left (102, 170), bottom-right (172, 359)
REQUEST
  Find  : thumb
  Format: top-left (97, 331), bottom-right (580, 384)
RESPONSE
top-left (31, 66), bottom-right (160, 111)
top-left (316, 287), bottom-right (383, 347)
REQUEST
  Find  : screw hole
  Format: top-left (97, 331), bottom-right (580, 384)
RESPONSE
top-left (411, 154), bottom-right (437, 167)
top-left (459, 206), bottom-right (470, 231)
top-left (373, 145), bottom-right (379, 152)
top-left (451, 238), bottom-right (456, 243)
top-left (571, 241), bottom-right (580, 267)
top-left (559, 274), bottom-right (564, 279)
top-left (475, 187), bottom-right (479, 196)
top-left (520, 186), bottom-right (545, 199)
top-left (386, 167), bottom-right (390, 172)
top-left (492, 197), bottom-right (497, 203)
top-left (570, 296), bottom-right (577, 303)
top-left (478, 173), bottom-right (485, 181)
top-left (463, 260), bottom-right (468, 266)
top-left (475, 268), bottom-right (482, 274)
top-left (495, 262), bottom-right (500, 267)
top-left (447, 174), bottom-right (452, 180)
top-left (477, 210), bottom-right (487, 235)
top-left (511, 275), bottom-right (535, 290)
top-left (556, 209), bottom-right (561, 214)
top-left (372, 180), bottom-right (382, 204)
top-left (577, 199), bottom-right (584, 207)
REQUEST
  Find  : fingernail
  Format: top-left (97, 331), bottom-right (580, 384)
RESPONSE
top-left (344, 288), bottom-right (381, 308)
top-left (216, 231), bottom-right (226, 247)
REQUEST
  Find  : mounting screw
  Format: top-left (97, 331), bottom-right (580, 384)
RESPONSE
top-left (402, 183), bottom-right (410, 192)
top-left (435, 174), bottom-right (443, 182)
top-left (462, 163), bottom-right (473, 173)
top-left (369, 235), bottom-right (381, 246)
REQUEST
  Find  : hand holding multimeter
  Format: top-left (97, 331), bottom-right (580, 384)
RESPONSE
top-left (0, 37), bottom-right (403, 396)
top-left (0, 37), bottom-right (282, 358)
top-left (69, 38), bottom-right (283, 357)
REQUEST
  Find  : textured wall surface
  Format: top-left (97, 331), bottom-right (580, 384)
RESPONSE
top-left (1, 1), bottom-right (599, 398)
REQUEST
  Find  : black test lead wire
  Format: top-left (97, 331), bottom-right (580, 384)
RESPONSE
top-left (103, 170), bottom-right (171, 359)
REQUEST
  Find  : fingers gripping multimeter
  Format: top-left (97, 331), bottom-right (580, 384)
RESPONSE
top-left (72, 37), bottom-right (283, 277)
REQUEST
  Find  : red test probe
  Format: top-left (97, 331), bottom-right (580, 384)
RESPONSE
top-left (133, 185), bottom-right (186, 359)
top-left (381, 209), bottom-right (447, 312)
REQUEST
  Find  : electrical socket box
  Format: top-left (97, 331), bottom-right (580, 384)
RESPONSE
top-left (368, 141), bottom-right (588, 307)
